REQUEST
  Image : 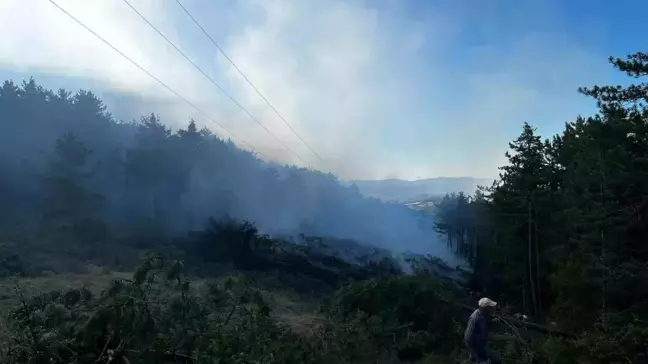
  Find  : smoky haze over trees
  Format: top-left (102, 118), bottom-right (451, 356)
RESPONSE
top-left (3, 49), bottom-right (648, 363)
top-left (0, 78), bottom-right (458, 265)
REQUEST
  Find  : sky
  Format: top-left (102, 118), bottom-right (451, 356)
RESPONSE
top-left (0, 0), bottom-right (646, 181)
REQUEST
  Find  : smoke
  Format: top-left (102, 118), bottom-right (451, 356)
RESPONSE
top-left (0, 0), bottom-right (610, 181)
top-left (0, 79), bottom-right (464, 267)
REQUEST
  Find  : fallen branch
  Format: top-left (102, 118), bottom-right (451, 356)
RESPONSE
top-left (461, 304), bottom-right (575, 338)
top-left (124, 349), bottom-right (197, 363)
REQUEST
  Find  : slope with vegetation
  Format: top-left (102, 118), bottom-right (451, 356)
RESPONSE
top-left (1, 51), bottom-right (648, 364)
top-left (0, 80), bottom-right (446, 263)
top-left (434, 52), bottom-right (648, 363)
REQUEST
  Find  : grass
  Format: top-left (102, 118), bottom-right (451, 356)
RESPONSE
top-left (0, 265), bottom-right (130, 311)
top-left (0, 263), bottom-right (324, 333)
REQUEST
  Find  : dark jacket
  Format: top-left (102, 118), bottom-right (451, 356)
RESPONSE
top-left (464, 309), bottom-right (489, 358)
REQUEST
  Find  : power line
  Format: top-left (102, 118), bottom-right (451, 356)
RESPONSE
top-left (122, 0), bottom-right (309, 166)
top-left (47, 0), bottom-right (266, 158)
top-left (174, 0), bottom-right (323, 162)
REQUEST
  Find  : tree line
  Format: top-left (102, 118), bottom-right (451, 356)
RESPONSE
top-left (435, 52), bottom-right (648, 338)
top-left (0, 77), bottom-right (445, 265)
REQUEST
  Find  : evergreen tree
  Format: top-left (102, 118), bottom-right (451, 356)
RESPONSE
top-left (41, 132), bottom-right (105, 241)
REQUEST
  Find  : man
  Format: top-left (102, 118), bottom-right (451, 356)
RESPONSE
top-left (464, 297), bottom-right (502, 364)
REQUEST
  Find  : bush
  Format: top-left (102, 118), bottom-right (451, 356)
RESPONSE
top-left (0, 254), bottom-right (420, 364)
top-left (0, 244), bottom-right (24, 278)
top-left (331, 275), bottom-right (464, 355)
top-left (1, 254), bottom-right (276, 363)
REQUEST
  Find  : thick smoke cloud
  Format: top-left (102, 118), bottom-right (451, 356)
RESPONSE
top-left (0, 79), bottom-right (462, 266)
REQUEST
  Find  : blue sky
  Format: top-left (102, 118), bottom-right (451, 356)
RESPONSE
top-left (0, 0), bottom-right (645, 180)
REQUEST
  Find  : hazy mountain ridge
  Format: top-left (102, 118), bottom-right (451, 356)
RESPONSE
top-left (351, 177), bottom-right (492, 203)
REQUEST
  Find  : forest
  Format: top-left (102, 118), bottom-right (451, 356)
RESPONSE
top-left (433, 52), bottom-right (648, 361)
top-left (0, 52), bottom-right (647, 363)
top-left (0, 79), bottom-right (451, 267)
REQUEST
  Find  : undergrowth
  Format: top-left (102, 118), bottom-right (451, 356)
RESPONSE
top-left (1, 254), bottom-right (646, 363)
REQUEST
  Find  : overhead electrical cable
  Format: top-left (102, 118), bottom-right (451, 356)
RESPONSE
top-left (47, 0), bottom-right (305, 160)
top-left (174, 0), bottom-right (323, 162)
top-left (122, 0), bottom-right (310, 165)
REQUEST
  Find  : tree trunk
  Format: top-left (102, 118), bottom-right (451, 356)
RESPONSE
top-left (449, 230), bottom-right (453, 251)
top-left (597, 151), bottom-right (607, 327)
top-left (600, 180), bottom-right (607, 327)
top-left (460, 228), bottom-right (466, 257)
top-left (528, 200), bottom-right (538, 315)
top-left (473, 229), bottom-right (479, 266)
top-left (534, 220), bottom-right (541, 313)
top-left (522, 275), bottom-right (527, 314)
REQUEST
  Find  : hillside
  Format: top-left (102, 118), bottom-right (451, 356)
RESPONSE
top-left (352, 177), bottom-right (491, 203)
top-left (2, 50), bottom-right (648, 364)
top-left (0, 78), bottom-right (456, 263)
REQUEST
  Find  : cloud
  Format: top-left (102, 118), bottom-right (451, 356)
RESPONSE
top-left (0, 0), bottom-right (614, 180)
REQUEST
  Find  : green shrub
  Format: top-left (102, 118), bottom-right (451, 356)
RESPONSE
top-left (0, 244), bottom-right (24, 278)
top-left (331, 275), bottom-right (464, 355)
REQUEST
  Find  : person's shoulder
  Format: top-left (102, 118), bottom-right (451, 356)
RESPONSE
top-left (469, 309), bottom-right (480, 320)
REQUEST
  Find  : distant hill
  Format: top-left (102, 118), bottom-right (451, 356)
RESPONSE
top-left (351, 177), bottom-right (492, 203)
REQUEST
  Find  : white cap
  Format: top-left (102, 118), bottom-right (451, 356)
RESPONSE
top-left (478, 297), bottom-right (497, 308)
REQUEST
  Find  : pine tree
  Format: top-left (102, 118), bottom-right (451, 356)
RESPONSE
top-left (42, 132), bottom-right (105, 241)
top-left (489, 122), bottom-right (551, 314)
top-left (124, 114), bottom-right (173, 221)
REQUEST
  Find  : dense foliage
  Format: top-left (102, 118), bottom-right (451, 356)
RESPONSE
top-left (0, 255), bottom-right (468, 364)
top-left (435, 52), bottom-right (648, 362)
top-left (332, 275), bottom-right (463, 355)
